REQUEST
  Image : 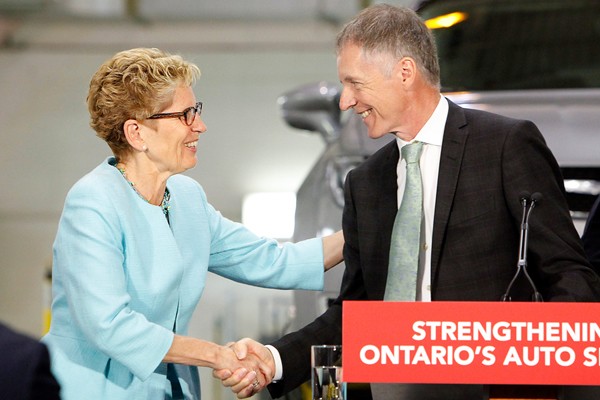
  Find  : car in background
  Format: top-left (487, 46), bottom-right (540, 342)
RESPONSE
top-left (280, 0), bottom-right (600, 332)
top-left (416, 0), bottom-right (600, 221)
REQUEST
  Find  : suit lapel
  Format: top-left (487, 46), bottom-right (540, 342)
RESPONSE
top-left (430, 101), bottom-right (469, 295)
top-left (376, 141), bottom-right (401, 299)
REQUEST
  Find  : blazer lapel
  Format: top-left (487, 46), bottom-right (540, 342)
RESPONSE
top-left (375, 140), bottom-right (401, 299)
top-left (431, 100), bottom-right (469, 295)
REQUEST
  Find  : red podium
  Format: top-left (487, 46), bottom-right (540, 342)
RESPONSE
top-left (342, 301), bottom-right (600, 399)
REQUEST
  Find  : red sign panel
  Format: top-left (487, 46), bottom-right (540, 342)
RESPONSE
top-left (342, 301), bottom-right (600, 385)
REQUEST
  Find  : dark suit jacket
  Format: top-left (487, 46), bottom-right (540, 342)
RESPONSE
top-left (0, 323), bottom-right (61, 400)
top-left (268, 100), bottom-right (600, 399)
top-left (582, 195), bottom-right (600, 272)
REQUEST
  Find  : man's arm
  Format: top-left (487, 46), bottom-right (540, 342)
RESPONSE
top-left (582, 196), bottom-right (600, 272)
top-left (215, 167), bottom-right (371, 398)
top-left (265, 168), bottom-right (369, 397)
top-left (501, 119), bottom-right (600, 300)
top-left (30, 343), bottom-right (62, 400)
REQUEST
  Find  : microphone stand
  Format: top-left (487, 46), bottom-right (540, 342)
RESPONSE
top-left (502, 193), bottom-right (543, 302)
top-left (521, 195), bottom-right (543, 302)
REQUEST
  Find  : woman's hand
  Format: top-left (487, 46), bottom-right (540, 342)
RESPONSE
top-left (164, 335), bottom-right (272, 398)
top-left (213, 338), bottom-right (276, 398)
top-left (214, 345), bottom-right (272, 398)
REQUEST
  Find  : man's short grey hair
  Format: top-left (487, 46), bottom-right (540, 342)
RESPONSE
top-left (336, 4), bottom-right (441, 89)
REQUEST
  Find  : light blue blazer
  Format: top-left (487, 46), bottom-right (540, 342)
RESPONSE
top-left (42, 157), bottom-right (324, 400)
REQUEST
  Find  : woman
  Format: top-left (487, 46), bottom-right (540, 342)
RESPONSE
top-left (42, 48), bottom-right (344, 400)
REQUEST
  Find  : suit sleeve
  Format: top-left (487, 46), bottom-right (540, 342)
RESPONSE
top-left (582, 195), bottom-right (600, 273)
top-left (30, 342), bottom-right (62, 400)
top-left (501, 120), bottom-right (600, 301)
top-left (0, 324), bottom-right (61, 400)
top-left (267, 168), bottom-right (367, 398)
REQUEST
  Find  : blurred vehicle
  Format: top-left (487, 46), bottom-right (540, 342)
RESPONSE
top-left (280, 0), bottom-right (600, 331)
top-left (417, 0), bottom-right (600, 221)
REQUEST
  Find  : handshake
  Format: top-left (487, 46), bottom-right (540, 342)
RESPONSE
top-left (212, 338), bottom-right (275, 399)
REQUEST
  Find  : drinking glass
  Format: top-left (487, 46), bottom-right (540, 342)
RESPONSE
top-left (311, 345), bottom-right (346, 400)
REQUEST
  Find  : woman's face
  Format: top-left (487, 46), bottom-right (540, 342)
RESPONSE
top-left (141, 86), bottom-right (206, 175)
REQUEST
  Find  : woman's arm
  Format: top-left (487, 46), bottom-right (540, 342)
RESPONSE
top-left (322, 230), bottom-right (344, 271)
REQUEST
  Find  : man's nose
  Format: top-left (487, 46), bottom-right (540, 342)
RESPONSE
top-left (339, 88), bottom-right (357, 111)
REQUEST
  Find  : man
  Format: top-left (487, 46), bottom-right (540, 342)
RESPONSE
top-left (217, 4), bottom-right (600, 399)
top-left (582, 195), bottom-right (600, 271)
top-left (0, 322), bottom-right (61, 399)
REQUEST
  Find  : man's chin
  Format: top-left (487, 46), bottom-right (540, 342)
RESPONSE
top-left (367, 130), bottom-right (391, 140)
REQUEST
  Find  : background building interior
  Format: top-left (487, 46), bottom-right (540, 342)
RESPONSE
top-left (0, 0), bottom-right (410, 398)
top-left (7, 0), bottom-right (595, 399)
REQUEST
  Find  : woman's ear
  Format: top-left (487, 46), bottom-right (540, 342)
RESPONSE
top-left (123, 119), bottom-right (147, 152)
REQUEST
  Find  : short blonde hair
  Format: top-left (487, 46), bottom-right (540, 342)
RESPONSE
top-left (87, 47), bottom-right (201, 159)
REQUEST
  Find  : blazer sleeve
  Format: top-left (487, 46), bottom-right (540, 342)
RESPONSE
top-left (500, 119), bottom-right (600, 301)
top-left (195, 181), bottom-right (325, 291)
top-left (582, 195), bottom-right (600, 273)
top-left (267, 167), bottom-right (367, 397)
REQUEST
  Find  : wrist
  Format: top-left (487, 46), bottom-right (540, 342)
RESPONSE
top-left (265, 345), bottom-right (283, 381)
top-left (207, 343), bottom-right (222, 369)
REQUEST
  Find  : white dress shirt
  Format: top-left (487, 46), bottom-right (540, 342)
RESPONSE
top-left (268, 96), bottom-right (449, 380)
top-left (395, 95), bottom-right (448, 301)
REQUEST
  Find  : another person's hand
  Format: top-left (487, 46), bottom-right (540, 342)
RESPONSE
top-left (213, 338), bottom-right (275, 398)
top-left (212, 344), bottom-right (272, 398)
top-left (323, 230), bottom-right (344, 271)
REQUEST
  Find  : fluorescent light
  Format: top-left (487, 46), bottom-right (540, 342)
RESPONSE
top-left (242, 192), bottom-right (296, 239)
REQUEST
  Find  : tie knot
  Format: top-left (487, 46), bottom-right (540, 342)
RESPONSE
top-left (402, 141), bottom-right (423, 164)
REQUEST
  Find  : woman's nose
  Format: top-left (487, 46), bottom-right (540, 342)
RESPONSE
top-left (194, 116), bottom-right (207, 133)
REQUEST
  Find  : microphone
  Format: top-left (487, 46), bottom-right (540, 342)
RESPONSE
top-left (530, 192), bottom-right (543, 205)
top-left (502, 192), bottom-right (544, 302)
top-left (519, 191), bottom-right (531, 202)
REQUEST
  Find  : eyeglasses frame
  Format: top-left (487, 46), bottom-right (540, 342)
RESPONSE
top-left (147, 101), bottom-right (203, 126)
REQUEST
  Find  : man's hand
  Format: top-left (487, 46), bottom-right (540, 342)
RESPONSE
top-left (213, 338), bottom-right (275, 398)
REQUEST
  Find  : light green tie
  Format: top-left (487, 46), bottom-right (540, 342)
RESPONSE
top-left (384, 141), bottom-right (424, 301)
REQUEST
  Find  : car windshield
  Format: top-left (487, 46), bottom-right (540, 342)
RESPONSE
top-left (417, 0), bottom-right (600, 91)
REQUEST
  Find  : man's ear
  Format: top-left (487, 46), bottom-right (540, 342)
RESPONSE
top-left (395, 56), bottom-right (417, 85)
top-left (123, 119), bottom-right (146, 152)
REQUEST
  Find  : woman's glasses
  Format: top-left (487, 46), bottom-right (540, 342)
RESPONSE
top-left (147, 101), bottom-right (203, 126)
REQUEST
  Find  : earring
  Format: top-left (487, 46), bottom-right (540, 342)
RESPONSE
top-left (142, 144), bottom-right (147, 152)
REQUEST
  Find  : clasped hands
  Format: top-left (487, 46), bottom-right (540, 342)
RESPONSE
top-left (214, 338), bottom-right (274, 399)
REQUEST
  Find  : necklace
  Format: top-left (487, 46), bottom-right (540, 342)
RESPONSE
top-left (116, 164), bottom-right (171, 217)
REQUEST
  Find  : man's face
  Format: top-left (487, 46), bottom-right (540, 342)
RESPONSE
top-left (337, 43), bottom-right (405, 139)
